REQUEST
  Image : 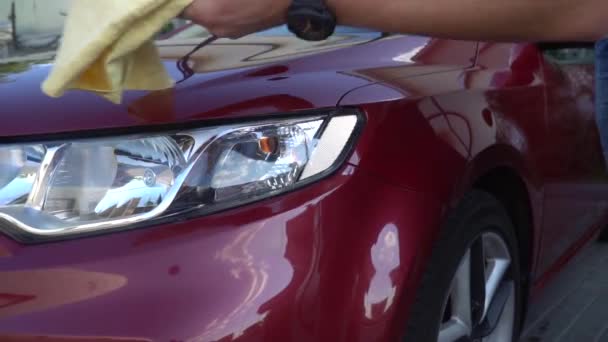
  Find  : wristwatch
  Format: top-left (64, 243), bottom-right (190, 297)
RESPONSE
top-left (287, 0), bottom-right (337, 41)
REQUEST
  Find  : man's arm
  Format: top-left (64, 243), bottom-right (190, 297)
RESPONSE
top-left (330, 0), bottom-right (607, 41)
top-left (183, 0), bottom-right (608, 41)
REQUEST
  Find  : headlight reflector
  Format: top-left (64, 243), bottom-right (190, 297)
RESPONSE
top-left (0, 113), bottom-right (360, 241)
top-left (0, 146), bottom-right (44, 206)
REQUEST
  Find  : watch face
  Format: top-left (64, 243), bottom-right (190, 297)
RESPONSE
top-left (288, 7), bottom-right (336, 41)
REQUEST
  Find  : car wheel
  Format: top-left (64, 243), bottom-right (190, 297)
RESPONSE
top-left (598, 229), bottom-right (608, 242)
top-left (403, 190), bottom-right (522, 342)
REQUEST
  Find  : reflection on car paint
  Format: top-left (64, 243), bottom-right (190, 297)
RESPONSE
top-left (0, 268), bottom-right (126, 319)
top-left (364, 224), bottom-right (400, 320)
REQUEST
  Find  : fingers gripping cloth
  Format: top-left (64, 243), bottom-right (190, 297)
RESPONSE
top-left (42, 0), bottom-right (194, 103)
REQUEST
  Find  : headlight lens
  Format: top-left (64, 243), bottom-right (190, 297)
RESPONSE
top-left (0, 113), bottom-right (360, 241)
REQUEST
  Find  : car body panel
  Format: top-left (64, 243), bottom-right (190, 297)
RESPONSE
top-left (0, 166), bottom-right (443, 342)
top-left (0, 30), bottom-right (604, 341)
top-left (536, 49), bottom-right (608, 278)
top-left (342, 41), bottom-right (608, 285)
top-left (0, 33), bottom-right (475, 139)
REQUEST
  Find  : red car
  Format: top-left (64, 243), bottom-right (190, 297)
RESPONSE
top-left (0, 26), bottom-right (603, 342)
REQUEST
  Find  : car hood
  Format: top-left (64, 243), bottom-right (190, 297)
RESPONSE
top-left (0, 33), bottom-right (458, 138)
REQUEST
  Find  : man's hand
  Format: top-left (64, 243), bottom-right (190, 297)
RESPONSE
top-left (182, 0), bottom-right (291, 38)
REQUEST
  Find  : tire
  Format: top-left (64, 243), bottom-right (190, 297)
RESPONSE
top-left (598, 228), bottom-right (608, 242)
top-left (403, 190), bottom-right (522, 342)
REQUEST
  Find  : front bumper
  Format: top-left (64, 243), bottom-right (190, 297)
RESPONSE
top-left (0, 165), bottom-right (443, 342)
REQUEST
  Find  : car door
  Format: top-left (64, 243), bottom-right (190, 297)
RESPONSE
top-left (536, 42), bottom-right (608, 276)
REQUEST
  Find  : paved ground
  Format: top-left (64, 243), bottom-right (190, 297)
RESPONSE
top-left (521, 241), bottom-right (608, 342)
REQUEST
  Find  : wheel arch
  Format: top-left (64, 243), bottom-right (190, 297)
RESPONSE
top-left (456, 144), bottom-right (539, 322)
top-left (473, 167), bottom-right (534, 292)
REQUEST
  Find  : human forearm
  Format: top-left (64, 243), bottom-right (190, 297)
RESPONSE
top-left (183, 0), bottom-right (607, 41)
top-left (328, 0), bottom-right (607, 41)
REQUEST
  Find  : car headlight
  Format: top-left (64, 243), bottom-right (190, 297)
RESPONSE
top-left (0, 111), bottom-right (362, 242)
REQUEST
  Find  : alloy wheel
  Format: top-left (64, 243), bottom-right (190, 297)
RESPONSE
top-left (438, 232), bottom-right (516, 342)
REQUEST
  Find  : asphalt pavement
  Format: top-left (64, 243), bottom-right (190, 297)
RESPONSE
top-left (522, 241), bottom-right (608, 342)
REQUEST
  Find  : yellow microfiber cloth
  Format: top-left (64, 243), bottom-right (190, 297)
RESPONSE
top-left (42, 0), bottom-right (194, 103)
